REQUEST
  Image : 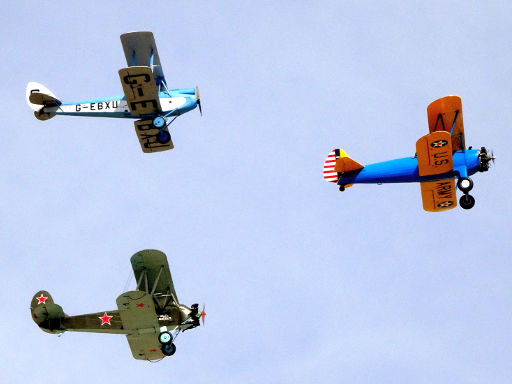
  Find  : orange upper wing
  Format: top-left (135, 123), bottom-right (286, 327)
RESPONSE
top-left (427, 95), bottom-right (465, 151)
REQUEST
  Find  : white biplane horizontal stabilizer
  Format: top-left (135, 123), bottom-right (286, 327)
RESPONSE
top-left (26, 82), bottom-right (61, 120)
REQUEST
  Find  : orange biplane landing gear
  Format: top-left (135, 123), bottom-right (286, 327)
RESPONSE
top-left (457, 177), bottom-right (475, 209)
top-left (459, 194), bottom-right (475, 210)
top-left (457, 177), bottom-right (473, 193)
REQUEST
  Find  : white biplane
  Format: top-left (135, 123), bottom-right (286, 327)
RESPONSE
top-left (26, 31), bottom-right (201, 153)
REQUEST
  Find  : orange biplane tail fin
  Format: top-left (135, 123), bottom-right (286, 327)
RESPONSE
top-left (323, 148), bottom-right (364, 183)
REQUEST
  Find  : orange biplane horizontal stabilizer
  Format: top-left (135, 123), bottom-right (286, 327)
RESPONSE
top-left (420, 179), bottom-right (457, 212)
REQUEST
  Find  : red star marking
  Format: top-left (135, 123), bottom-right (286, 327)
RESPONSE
top-left (99, 312), bottom-right (113, 325)
top-left (150, 349), bottom-right (157, 352)
top-left (136, 303), bottom-right (144, 308)
top-left (37, 294), bottom-right (48, 305)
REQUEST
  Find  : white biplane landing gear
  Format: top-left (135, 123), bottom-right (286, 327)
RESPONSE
top-left (153, 114), bottom-right (179, 144)
top-left (153, 116), bottom-right (166, 128)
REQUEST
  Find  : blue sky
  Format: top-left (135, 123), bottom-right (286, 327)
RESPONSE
top-left (1, 1), bottom-right (511, 383)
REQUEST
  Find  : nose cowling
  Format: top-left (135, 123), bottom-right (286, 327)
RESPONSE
top-left (478, 147), bottom-right (495, 172)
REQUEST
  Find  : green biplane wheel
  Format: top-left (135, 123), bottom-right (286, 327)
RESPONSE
top-left (158, 331), bottom-right (173, 345)
top-left (161, 343), bottom-right (176, 356)
top-left (459, 194), bottom-right (475, 210)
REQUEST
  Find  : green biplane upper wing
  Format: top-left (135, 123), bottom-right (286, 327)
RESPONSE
top-left (130, 250), bottom-right (178, 302)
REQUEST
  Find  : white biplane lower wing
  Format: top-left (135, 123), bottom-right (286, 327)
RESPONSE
top-left (134, 120), bottom-right (174, 153)
top-left (120, 31), bottom-right (167, 87)
top-left (119, 66), bottom-right (162, 116)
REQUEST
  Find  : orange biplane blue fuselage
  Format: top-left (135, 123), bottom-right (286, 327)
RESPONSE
top-left (324, 95), bottom-right (494, 212)
top-left (339, 150), bottom-right (481, 185)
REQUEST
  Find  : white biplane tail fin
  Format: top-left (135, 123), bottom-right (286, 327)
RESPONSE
top-left (26, 82), bottom-right (61, 120)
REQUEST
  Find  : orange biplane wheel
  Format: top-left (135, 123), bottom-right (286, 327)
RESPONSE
top-left (457, 177), bottom-right (473, 193)
top-left (459, 194), bottom-right (475, 210)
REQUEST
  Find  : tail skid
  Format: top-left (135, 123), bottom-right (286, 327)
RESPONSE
top-left (26, 82), bottom-right (61, 120)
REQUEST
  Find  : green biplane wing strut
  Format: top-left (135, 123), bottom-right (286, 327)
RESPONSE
top-left (130, 249), bottom-right (178, 302)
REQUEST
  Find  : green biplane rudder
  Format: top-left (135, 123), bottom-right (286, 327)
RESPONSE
top-left (30, 290), bottom-right (65, 334)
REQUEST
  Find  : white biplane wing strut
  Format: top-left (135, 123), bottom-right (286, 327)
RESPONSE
top-left (120, 31), bottom-right (168, 90)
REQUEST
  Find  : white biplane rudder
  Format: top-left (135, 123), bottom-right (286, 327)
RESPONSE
top-left (26, 82), bottom-right (61, 120)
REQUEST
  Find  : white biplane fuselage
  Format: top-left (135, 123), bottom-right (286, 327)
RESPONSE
top-left (27, 31), bottom-right (201, 153)
top-left (51, 89), bottom-right (197, 119)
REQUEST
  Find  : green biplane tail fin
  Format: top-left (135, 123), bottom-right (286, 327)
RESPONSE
top-left (30, 290), bottom-right (65, 334)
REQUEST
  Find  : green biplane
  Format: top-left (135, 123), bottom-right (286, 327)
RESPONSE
top-left (30, 250), bottom-right (205, 361)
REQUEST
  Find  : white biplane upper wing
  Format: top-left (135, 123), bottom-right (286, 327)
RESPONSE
top-left (120, 31), bottom-right (167, 88)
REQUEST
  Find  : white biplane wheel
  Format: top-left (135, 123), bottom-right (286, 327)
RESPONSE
top-left (459, 194), bottom-right (476, 210)
top-left (457, 177), bottom-right (473, 193)
top-left (153, 116), bottom-right (166, 128)
top-left (158, 331), bottom-right (173, 345)
top-left (161, 343), bottom-right (176, 356)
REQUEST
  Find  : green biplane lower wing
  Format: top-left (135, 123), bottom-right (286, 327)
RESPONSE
top-left (116, 290), bottom-right (162, 360)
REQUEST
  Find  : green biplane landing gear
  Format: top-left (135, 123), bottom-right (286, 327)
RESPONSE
top-left (161, 342), bottom-right (176, 356)
top-left (158, 331), bottom-right (173, 345)
top-left (153, 115), bottom-right (178, 144)
top-left (158, 330), bottom-right (176, 356)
